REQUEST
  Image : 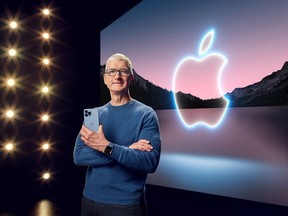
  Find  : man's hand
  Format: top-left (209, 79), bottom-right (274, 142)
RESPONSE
top-left (80, 124), bottom-right (109, 153)
top-left (129, 139), bottom-right (153, 152)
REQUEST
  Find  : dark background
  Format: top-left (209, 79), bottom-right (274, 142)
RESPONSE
top-left (0, 0), bottom-right (288, 215)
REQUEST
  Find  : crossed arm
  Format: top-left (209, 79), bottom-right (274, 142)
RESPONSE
top-left (73, 124), bottom-right (161, 173)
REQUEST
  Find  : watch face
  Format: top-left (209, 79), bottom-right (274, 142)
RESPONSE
top-left (105, 144), bottom-right (113, 155)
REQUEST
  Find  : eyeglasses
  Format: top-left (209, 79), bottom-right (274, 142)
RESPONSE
top-left (105, 69), bottom-right (131, 77)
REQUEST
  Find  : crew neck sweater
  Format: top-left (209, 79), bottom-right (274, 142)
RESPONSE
top-left (74, 99), bottom-right (161, 205)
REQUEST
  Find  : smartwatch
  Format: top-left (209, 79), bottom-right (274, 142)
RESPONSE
top-left (104, 143), bottom-right (114, 155)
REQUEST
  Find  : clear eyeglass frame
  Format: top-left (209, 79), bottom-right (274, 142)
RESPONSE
top-left (105, 69), bottom-right (131, 77)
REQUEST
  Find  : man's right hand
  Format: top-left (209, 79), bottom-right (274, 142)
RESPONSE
top-left (129, 139), bottom-right (153, 152)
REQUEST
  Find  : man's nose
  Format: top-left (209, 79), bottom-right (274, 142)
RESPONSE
top-left (114, 71), bottom-right (122, 78)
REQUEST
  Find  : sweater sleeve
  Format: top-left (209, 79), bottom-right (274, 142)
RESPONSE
top-left (73, 133), bottom-right (114, 166)
top-left (109, 110), bottom-right (161, 173)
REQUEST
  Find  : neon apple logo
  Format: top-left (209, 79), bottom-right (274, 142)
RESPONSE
top-left (172, 29), bottom-right (229, 128)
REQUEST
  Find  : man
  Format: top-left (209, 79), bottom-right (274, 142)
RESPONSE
top-left (74, 53), bottom-right (161, 216)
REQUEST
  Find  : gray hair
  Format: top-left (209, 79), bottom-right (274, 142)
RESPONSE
top-left (105, 53), bottom-right (133, 75)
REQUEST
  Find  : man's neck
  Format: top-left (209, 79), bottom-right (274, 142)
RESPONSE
top-left (110, 92), bottom-right (131, 106)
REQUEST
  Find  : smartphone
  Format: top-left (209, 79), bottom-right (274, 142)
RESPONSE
top-left (83, 108), bottom-right (99, 132)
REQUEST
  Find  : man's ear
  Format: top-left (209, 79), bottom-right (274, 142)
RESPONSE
top-left (103, 74), bottom-right (108, 85)
top-left (129, 74), bottom-right (135, 83)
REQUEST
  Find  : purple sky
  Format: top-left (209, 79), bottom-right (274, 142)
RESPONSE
top-left (101, 0), bottom-right (288, 99)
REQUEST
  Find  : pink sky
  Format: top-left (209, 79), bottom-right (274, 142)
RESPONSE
top-left (101, 0), bottom-right (288, 99)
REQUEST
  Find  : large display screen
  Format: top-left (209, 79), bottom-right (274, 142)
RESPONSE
top-left (100, 0), bottom-right (288, 207)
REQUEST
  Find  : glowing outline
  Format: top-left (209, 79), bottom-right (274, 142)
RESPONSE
top-left (172, 29), bottom-right (229, 128)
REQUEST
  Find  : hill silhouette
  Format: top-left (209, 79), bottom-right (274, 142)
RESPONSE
top-left (100, 61), bottom-right (288, 109)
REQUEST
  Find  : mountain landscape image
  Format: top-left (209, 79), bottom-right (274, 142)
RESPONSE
top-left (100, 61), bottom-right (288, 109)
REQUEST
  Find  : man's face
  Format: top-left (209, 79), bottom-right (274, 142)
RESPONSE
top-left (104, 60), bottom-right (132, 94)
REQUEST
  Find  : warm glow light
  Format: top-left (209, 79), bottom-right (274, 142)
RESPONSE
top-left (5, 143), bottom-right (14, 151)
top-left (41, 114), bottom-right (49, 122)
top-left (8, 49), bottom-right (17, 57)
top-left (42, 143), bottom-right (50, 150)
top-left (42, 32), bottom-right (50, 40)
top-left (43, 58), bottom-right (50, 65)
top-left (42, 86), bottom-right (49, 94)
top-left (34, 200), bottom-right (54, 215)
top-left (42, 172), bottom-right (50, 180)
top-left (7, 78), bottom-right (15, 87)
top-left (43, 9), bottom-right (50, 16)
top-left (9, 21), bottom-right (18, 29)
top-left (6, 110), bottom-right (14, 118)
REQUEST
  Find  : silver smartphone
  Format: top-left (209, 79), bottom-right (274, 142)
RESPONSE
top-left (83, 108), bottom-right (99, 132)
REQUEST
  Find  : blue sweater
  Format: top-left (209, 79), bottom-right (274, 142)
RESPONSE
top-left (74, 99), bottom-right (161, 205)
